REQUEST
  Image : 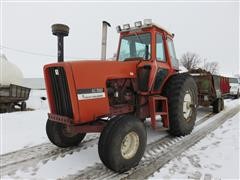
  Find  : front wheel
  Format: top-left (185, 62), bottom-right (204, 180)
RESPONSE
top-left (46, 120), bottom-right (86, 148)
top-left (98, 115), bottom-right (147, 173)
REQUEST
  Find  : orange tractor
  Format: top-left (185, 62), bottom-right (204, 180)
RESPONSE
top-left (44, 19), bottom-right (198, 172)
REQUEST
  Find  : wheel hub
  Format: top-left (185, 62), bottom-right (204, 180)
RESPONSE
top-left (183, 91), bottom-right (193, 120)
top-left (121, 131), bottom-right (139, 159)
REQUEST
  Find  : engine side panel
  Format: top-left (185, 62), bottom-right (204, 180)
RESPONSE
top-left (69, 60), bottom-right (138, 124)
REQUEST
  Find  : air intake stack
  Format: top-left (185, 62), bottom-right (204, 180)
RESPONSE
top-left (51, 24), bottom-right (69, 62)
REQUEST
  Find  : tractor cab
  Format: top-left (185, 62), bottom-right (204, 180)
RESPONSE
top-left (116, 19), bottom-right (179, 94)
top-left (116, 19), bottom-right (179, 69)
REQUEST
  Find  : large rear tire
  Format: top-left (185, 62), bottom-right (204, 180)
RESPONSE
top-left (163, 73), bottom-right (198, 136)
top-left (46, 120), bottom-right (86, 148)
top-left (98, 115), bottom-right (146, 173)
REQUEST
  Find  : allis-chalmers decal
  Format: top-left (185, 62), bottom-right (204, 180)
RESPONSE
top-left (77, 88), bottom-right (105, 100)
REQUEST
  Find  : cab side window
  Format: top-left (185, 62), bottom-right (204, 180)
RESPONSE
top-left (156, 34), bottom-right (165, 62)
top-left (119, 39), bottom-right (131, 60)
top-left (167, 38), bottom-right (179, 69)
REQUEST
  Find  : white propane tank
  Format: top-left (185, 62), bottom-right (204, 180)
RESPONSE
top-left (0, 54), bottom-right (23, 86)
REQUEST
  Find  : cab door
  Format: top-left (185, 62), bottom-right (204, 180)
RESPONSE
top-left (151, 32), bottom-right (172, 93)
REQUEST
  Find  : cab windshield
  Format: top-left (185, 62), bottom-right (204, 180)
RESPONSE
top-left (118, 33), bottom-right (151, 61)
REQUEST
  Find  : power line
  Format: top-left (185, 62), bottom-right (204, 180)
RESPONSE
top-left (0, 45), bottom-right (82, 59)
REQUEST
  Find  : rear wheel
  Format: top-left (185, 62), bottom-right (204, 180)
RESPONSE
top-left (46, 120), bottom-right (86, 148)
top-left (163, 73), bottom-right (198, 136)
top-left (98, 115), bottom-right (146, 173)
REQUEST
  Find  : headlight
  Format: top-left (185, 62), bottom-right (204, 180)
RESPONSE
top-left (123, 24), bottom-right (130, 30)
top-left (134, 21), bottom-right (142, 28)
top-left (143, 19), bottom-right (152, 26)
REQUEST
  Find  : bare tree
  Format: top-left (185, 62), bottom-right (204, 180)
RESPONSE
top-left (203, 61), bottom-right (219, 74)
top-left (180, 52), bottom-right (201, 70)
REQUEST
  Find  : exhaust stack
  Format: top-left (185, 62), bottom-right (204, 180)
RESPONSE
top-left (101, 21), bottom-right (111, 60)
top-left (51, 24), bottom-right (69, 62)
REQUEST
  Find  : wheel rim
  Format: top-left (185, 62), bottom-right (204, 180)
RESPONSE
top-left (121, 131), bottom-right (139, 159)
top-left (183, 91), bottom-right (193, 120)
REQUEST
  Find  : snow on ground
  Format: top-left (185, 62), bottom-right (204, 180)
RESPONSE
top-left (1, 110), bottom-right (48, 154)
top-left (26, 90), bottom-right (48, 110)
top-left (23, 146), bottom-right (100, 178)
top-left (1, 90), bottom-right (49, 154)
top-left (150, 111), bottom-right (240, 179)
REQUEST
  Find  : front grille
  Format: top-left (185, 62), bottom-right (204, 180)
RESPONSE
top-left (48, 67), bottom-right (73, 118)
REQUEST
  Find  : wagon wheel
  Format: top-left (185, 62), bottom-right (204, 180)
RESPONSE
top-left (21, 102), bottom-right (27, 111)
top-left (236, 91), bottom-right (239, 99)
top-left (7, 103), bottom-right (15, 112)
top-left (213, 98), bottom-right (222, 113)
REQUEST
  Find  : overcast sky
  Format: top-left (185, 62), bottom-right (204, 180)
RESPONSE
top-left (1, 1), bottom-right (239, 77)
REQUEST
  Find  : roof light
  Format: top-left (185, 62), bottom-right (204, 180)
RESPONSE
top-left (116, 25), bottom-right (121, 33)
top-left (143, 19), bottom-right (152, 26)
top-left (134, 21), bottom-right (142, 28)
top-left (123, 24), bottom-right (130, 30)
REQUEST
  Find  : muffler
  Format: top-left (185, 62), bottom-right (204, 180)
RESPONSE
top-left (101, 21), bottom-right (111, 60)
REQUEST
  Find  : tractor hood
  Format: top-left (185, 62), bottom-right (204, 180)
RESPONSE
top-left (44, 60), bottom-right (139, 89)
top-left (43, 60), bottom-right (139, 123)
top-left (68, 60), bottom-right (139, 122)
top-left (68, 60), bottom-right (138, 90)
